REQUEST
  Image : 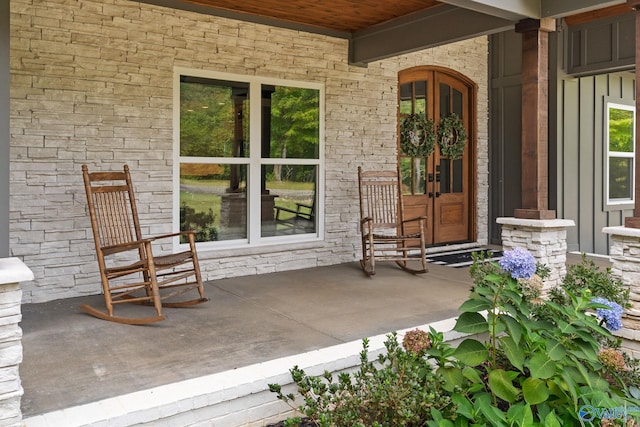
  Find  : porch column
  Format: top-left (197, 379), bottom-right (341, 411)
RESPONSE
top-left (602, 227), bottom-right (640, 358)
top-left (514, 18), bottom-right (556, 220)
top-left (0, 258), bottom-right (33, 427)
top-left (497, 217), bottom-right (574, 289)
top-left (625, 0), bottom-right (640, 228)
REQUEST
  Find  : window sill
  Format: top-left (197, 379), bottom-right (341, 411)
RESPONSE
top-left (196, 237), bottom-right (325, 259)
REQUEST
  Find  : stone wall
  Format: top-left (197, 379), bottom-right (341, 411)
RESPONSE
top-left (9, 0), bottom-right (489, 303)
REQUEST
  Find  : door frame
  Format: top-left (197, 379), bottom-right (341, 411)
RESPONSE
top-left (398, 65), bottom-right (478, 245)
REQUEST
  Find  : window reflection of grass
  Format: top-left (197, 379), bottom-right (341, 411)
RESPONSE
top-left (180, 192), bottom-right (221, 228)
top-left (180, 177), bottom-right (228, 189)
top-left (267, 181), bottom-right (313, 191)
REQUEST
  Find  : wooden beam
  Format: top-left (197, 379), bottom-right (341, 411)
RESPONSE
top-left (541, 0), bottom-right (625, 18)
top-left (349, 5), bottom-right (514, 65)
top-left (514, 18), bottom-right (557, 220)
top-left (564, 4), bottom-right (632, 26)
top-left (625, 0), bottom-right (640, 228)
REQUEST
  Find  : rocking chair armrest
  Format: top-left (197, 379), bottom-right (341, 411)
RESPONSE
top-left (401, 216), bottom-right (427, 225)
top-left (148, 230), bottom-right (195, 242)
top-left (360, 217), bottom-right (373, 225)
top-left (101, 239), bottom-right (152, 256)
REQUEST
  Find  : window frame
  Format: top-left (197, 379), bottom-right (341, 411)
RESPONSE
top-left (173, 68), bottom-right (325, 251)
top-left (604, 99), bottom-right (635, 209)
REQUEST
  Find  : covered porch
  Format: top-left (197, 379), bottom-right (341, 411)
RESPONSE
top-left (18, 251), bottom-right (606, 426)
top-left (20, 258), bottom-right (475, 425)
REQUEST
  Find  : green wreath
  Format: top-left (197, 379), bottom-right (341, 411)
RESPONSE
top-left (437, 113), bottom-right (467, 160)
top-left (400, 113), bottom-right (436, 157)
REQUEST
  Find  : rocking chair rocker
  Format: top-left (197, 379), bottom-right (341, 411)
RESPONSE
top-left (81, 164), bottom-right (208, 324)
top-left (358, 166), bottom-right (428, 276)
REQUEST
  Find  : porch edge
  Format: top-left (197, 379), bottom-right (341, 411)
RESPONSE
top-left (23, 317), bottom-right (471, 427)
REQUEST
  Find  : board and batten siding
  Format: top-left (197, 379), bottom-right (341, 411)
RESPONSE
top-left (557, 71), bottom-right (636, 254)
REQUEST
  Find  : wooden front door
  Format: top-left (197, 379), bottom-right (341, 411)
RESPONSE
top-left (399, 67), bottom-right (476, 245)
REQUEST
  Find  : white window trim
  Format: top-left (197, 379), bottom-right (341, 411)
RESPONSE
top-left (172, 67), bottom-right (325, 252)
top-left (605, 100), bottom-right (635, 209)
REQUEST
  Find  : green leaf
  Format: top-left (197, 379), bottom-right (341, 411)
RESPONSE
top-left (453, 339), bottom-right (489, 366)
top-left (488, 369), bottom-right (520, 403)
top-left (454, 312), bottom-right (489, 334)
top-left (525, 354), bottom-right (556, 379)
top-left (543, 411), bottom-right (561, 427)
top-left (475, 392), bottom-right (508, 425)
top-left (452, 393), bottom-right (475, 420)
top-left (573, 359), bottom-right (597, 387)
top-left (501, 289), bottom-right (523, 305)
top-left (522, 377), bottom-right (550, 405)
top-left (499, 335), bottom-right (524, 372)
top-left (458, 297), bottom-right (492, 313)
top-left (507, 402), bottom-right (534, 426)
top-left (557, 368), bottom-right (579, 405)
top-left (499, 314), bottom-right (522, 345)
top-left (544, 337), bottom-right (567, 361)
top-left (462, 365), bottom-right (484, 384)
top-left (438, 366), bottom-right (465, 392)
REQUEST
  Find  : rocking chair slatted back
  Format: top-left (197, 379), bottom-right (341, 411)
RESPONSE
top-left (91, 185), bottom-right (139, 248)
top-left (358, 170), bottom-right (401, 230)
top-left (84, 168), bottom-right (142, 248)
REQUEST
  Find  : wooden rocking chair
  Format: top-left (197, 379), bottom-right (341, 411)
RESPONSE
top-left (81, 164), bottom-right (208, 325)
top-left (358, 166), bottom-right (428, 276)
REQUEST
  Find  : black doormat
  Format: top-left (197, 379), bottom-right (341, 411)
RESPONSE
top-left (426, 247), bottom-right (502, 268)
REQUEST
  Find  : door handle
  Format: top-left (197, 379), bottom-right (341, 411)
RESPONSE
top-left (428, 173), bottom-right (434, 183)
top-left (436, 192), bottom-right (441, 198)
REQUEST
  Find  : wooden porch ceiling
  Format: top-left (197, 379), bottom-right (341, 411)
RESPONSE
top-left (177, 0), bottom-right (444, 33)
top-left (138, 0), bottom-right (626, 64)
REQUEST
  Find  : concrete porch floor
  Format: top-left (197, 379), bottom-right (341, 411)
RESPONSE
top-left (18, 252), bottom-right (609, 423)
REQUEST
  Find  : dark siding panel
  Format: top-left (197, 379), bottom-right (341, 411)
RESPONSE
top-left (566, 13), bottom-right (635, 76)
top-left (562, 79), bottom-right (580, 250)
top-left (578, 76), bottom-right (596, 253)
top-left (489, 31), bottom-right (522, 245)
top-left (593, 75), bottom-right (608, 254)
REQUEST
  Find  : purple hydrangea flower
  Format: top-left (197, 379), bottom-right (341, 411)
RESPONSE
top-left (591, 297), bottom-right (624, 331)
top-left (499, 247), bottom-right (536, 279)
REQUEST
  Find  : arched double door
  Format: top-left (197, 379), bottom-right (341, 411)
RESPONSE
top-left (398, 66), bottom-right (476, 245)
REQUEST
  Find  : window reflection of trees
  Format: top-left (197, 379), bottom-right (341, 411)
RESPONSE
top-left (179, 76), bottom-right (320, 243)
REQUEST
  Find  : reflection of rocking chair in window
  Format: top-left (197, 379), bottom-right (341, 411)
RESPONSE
top-left (81, 164), bottom-right (208, 325)
top-left (358, 166), bottom-right (428, 276)
top-left (274, 201), bottom-right (315, 234)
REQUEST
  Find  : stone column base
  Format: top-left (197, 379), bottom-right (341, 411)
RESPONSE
top-left (603, 226), bottom-right (640, 315)
top-left (0, 258), bottom-right (33, 427)
top-left (497, 217), bottom-right (575, 289)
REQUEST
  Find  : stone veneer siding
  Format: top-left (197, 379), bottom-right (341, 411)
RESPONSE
top-left (9, 0), bottom-right (489, 303)
top-left (603, 227), bottom-right (640, 358)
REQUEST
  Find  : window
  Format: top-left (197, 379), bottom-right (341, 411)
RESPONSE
top-left (174, 69), bottom-right (323, 249)
top-left (606, 101), bottom-right (635, 206)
